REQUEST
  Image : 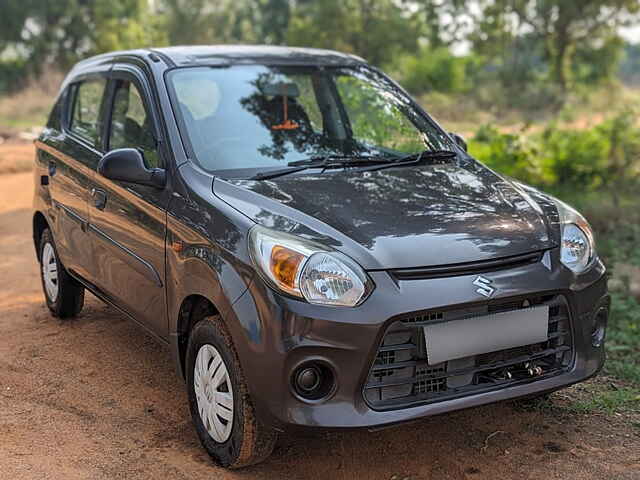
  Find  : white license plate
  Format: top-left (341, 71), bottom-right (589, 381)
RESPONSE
top-left (423, 305), bottom-right (549, 365)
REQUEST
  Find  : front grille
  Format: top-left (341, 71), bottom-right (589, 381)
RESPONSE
top-left (389, 251), bottom-right (544, 281)
top-left (364, 294), bottom-right (573, 410)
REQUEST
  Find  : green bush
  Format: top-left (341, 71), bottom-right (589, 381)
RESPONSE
top-left (539, 124), bottom-right (609, 188)
top-left (468, 124), bottom-right (547, 186)
top-left (0, 59), bottom-right (28, 94)
top-left (394, 48), bottom-right (468, 95)
top-left (469, 109), bottom-right (640, 196)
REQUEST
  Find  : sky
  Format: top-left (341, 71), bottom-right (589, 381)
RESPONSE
top-left (621, 24), bottom-right (640, 43)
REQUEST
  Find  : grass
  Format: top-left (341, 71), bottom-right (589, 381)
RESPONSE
top-left (0, 87), bottom-right (51, 131)
top-left (0, 70), bottom-right (62, 134)
top-left (556, 197), bottom-right (640, 415)
top-left (568, 385), bottom-right (640, 415)
top-left (427, 84), bottom-right (640, 137)
top-left (564, 192), bottom-right (640, 414)
top-left (605, 292), bottom-right (640, 385)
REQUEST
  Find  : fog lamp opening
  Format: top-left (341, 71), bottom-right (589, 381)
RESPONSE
top-left (291, 362), bottom-right (336, 402)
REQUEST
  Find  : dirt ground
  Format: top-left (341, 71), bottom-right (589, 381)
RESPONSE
top-left (0, 141), bottom-right (35, 175)
top-left (0, 146), bottom-right (639, 479)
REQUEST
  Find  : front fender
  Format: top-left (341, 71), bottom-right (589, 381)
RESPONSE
top-left (166, 211), bottom-right (255, 324)
top-left (165, 164), bottom-right (259, 378)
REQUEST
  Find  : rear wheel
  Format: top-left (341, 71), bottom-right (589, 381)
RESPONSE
top-left (38, 228), bottom-right (84, 318)
top-left (186, 315), bottom-right (277, 468)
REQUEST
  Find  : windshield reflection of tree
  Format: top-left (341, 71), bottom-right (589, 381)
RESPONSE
top-left (244, 163), bottom-right (545, 254)
top-left (336, 73), bottom-right (425, 154)
top-left (335, 67), bottom-right (451, 153)
top-left (239, 71), bottom-right (398, 162)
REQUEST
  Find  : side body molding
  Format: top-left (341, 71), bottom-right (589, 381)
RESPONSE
top-left (87, 223), bottom-right (163, 287)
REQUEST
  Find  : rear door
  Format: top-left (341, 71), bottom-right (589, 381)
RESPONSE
top-left (87, 65), bottom-right (170, 338)
top-left (37, 70), bottom-right (110, 280)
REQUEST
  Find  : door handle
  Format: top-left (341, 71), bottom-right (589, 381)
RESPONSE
top-left (48, 160), bottom-right (56, 176)
top-left (91, 188), bottom-right (107, 210)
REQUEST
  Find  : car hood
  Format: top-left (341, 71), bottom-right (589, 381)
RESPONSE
top-left (213, 162), bottom-right (557, 270)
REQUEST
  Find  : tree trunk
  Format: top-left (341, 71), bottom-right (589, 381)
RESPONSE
top-left (546, 23), bottom-right (574, 108)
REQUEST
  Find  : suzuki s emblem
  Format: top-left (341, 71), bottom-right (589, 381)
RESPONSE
top-left (473, 276), bottom-right (495, 298)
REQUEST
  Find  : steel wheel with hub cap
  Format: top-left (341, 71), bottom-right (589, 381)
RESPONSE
top-left (194, 344), bottom-right (234, 442)
top-left (41, 242), bottom-right (59, 302)
top-left (186, 314), bottom-right (277, 468)
top-left (38, 228), bottom-right (84, 318)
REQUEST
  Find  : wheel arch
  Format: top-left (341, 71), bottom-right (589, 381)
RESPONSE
top-left (175, 294), bottom-right (222, 379)
top-left (33, 211), bottom-right (50, 259)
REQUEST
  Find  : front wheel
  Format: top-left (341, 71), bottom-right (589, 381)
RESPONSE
top-left (38, 228), bottom-right (84, 318)
top-left (186, 315), bottom-right (277, 468)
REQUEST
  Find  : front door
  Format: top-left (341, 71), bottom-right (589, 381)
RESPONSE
top-left (88, 67), bottom-right (170, 338)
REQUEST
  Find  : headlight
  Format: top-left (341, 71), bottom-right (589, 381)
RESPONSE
top-left (554, 200), bottom-right (595, 274)
top-left (248, 225), bottom-right (372, 306)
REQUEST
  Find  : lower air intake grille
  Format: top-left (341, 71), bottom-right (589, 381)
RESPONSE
top-left (364, 294), bottom-right (573, 410)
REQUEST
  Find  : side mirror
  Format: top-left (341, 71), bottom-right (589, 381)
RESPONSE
top-left (450, 132), bottom-right (468, 152)
top-left (98, 148), bottom-right (166, 188)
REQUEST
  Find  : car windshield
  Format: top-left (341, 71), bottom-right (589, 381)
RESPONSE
top-left (167, 64), bottom-right (454, 176)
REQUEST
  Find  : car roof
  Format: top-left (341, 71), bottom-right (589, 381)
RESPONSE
top-left (72, 45), bottom-right (367, 73)
top-left (152, 45), bottom-right (367, 66)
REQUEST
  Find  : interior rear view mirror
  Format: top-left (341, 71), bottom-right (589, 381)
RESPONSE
top-left (261, 82), bottom-right (300, 97)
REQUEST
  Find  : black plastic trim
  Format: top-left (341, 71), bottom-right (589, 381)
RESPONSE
top-left (54, 200), bottom-right (88, 231)
top-left (67, 270), bottom-right (170, 346)
top-left (364, 293), bottom-right (575, 411)
top-left (389, 251), bottom-right (545, 281)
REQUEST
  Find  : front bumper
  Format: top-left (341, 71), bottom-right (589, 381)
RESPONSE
top-left (226, 250), bottom-right (608, 430)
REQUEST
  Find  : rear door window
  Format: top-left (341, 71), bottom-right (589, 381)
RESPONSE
top-left (69, 78), bottom-right (107, 148)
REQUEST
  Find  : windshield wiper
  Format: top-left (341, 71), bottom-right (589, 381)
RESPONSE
top-left (287, 154), bottom-right (388, 167)
top-left (250, 165), bottom-right (317, 181)
top-left (250, 155), bottom-right (389, 181)
top-left (361, 149), bottom-right (457, 172)
top-left (249, 151), bottom-right (456, 180)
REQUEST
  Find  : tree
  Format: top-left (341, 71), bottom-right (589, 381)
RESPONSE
top-left (414, 0), bottom-right (474, 49)
top-left (161, 0), bottom-right (291, 46)
top-left (91, 0), bottom-right (167, 53)
top-left (162, 0), bottom-right (245, 44)
top-left (0, 0), bottom-right (165, 75)
top-left (0, 0), bottom-right (32, 51)
top-left (253, 0), bottom-right (291, 44)
top-left (287, 0), bottom-right (420, 66)
top-left (488, 0), bottom-right (640, 94)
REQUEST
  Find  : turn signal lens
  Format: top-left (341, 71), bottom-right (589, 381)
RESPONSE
top-left (270, 245), bottom-right (305, 294)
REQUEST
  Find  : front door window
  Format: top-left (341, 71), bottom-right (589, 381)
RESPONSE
top-left (109, 80), bottom-right (160, 168)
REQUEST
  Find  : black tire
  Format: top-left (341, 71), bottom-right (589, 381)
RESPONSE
top-left (186, 315), bottom-right (277, 468)
top-left (38, 228), bottom-right (84, 318)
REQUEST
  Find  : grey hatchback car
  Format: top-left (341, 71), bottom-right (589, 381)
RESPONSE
top-left (33, 46), bottom-right (609, 468)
